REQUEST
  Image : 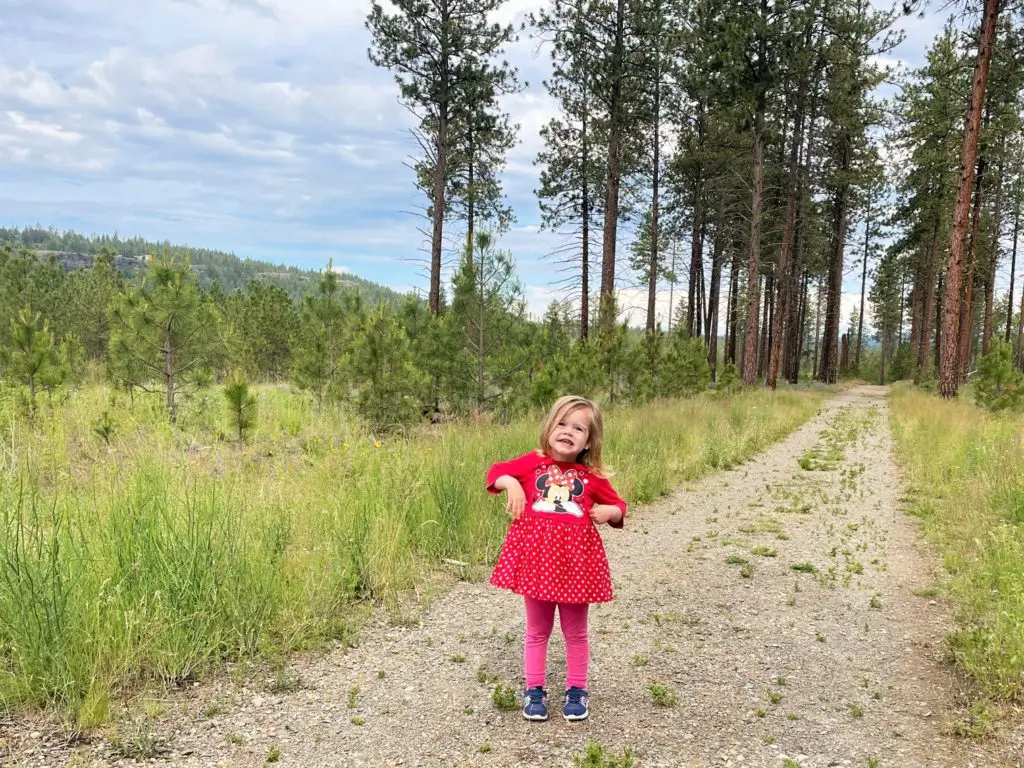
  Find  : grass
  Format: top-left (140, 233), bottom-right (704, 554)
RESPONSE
top-left (0, 382), bottom-right (827, 723)
top-left (889, 384), bottom-right (1024, 701)
top-left (492, 683), bottom-right (518, 711)
top-left (648, 683), bottom-right (678, 707)
top-left (573, 741), bottom-right (635, 768)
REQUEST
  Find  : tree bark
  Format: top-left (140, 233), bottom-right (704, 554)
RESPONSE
top-left (957, 154), bottom-right (985, 382)
top-left (819, 138), bottom-right (851, 384)
top-left (856, 198), bottom-right (870, 369)
top-left (938, 0), bottom-right (1001, 397)
top-left (600, 0), bottom-right (627, 326)
top-left (1007, 185), bottom-right (1020, 343)
top-left (917, 220), bottom-right (940, 377)
top-left (706, 221), bottom-right (724, 379)
top-left (982, 158), bottom-right (1004, 357)
top-left (741, 106), bottom-right (767, 385)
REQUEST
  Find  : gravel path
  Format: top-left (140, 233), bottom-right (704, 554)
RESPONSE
top-left (9, 386), bottom-right (1024, 767)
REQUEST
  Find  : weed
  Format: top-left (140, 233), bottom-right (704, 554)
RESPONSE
top-left (463, 706), bottom-right (474, 715)
top-left (762, 734), bottom-right (775, 744)
top-left (740, 563), bottom-right (754, 578)
top-left (347, 685), bottom-right (359, 709)
top-left (768, 690), bottom-right (783, 704)
top-left (791, 562), bottom-right (817, 573)
top-left (783, 759), bottom-right (802, 768)
top-left (226, 733), bottom-right (245, 745)
top-left (869, 595), bottom-right (882, 610)
top-left (633, 654), bottom-right (648, 667)
top-left (816, 633), bottom-right (826, 643)
top-left (476, 666), bottom-right (499, 685)
top-left (867, 758), bottom-right (879, 768)
top-left (755, 708), bottom-right (767, 718)
top-left (449, 654), bottom-right (466, 663)
top-left (350, 716), bottom-right (365, 725)
top-left (269, 669), bottom-right (303, 695)
top-left (848, 701), bottom-right (864, 718)
top-left (913, 586), bottom-right (940, 598)
top-left (492, 684), bottom-right (518, 711)
top-left (107, 721), bottom-right (172, 760)
top-left (725, 555), bottom-right (749, 565)
top-left (202, 699), bottom-right (229, 718)
top-left (751, 546), bottom-right (777, 558)
top-left (479, 743), bottom-right (492, 753)
top-left (786, 713), bottom-right (800, 720)
top-left (573, 741), bottom-right (635, 768)
top-left (648, 684), bottom-right (678, 707)
top-left (266, 746), bottom-right (281, 763)
top-left (948, 701), bottom-right (998, 739)
top-left (377, 670), bottom-right (386, 679)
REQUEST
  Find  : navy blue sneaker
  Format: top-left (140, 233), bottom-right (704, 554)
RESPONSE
top-left (563, 687), bottom-right (589, 721)
top-left (522, 686), bottom-right (548, 721)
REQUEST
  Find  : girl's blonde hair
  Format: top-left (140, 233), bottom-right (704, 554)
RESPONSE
top-left (539, 395), bottom-right (607, 475)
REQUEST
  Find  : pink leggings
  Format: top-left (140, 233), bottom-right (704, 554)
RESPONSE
top-left (523, 596), bottom-right (590, 690)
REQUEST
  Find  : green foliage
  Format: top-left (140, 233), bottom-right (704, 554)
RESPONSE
top-left (491, 683), bottom-right (518, 711)
top-left (351, 303), bottom-right (425, 432)
top-left (223, 371), bottom-right (258, 441)
top-left (974, 340), bottom-right (1024, 412)
top-left (662, 335), bottom-right (712, 397)
top-left (0, 307), bottom-right (65, 407)
top-left (573, 741), bottom-right (635, 768)
top-left (227, 280), bottom-right (299, 381)
top-left (107, 252), bottom-right (221, 423)
top-left (447, 232), bottom-right (528, 413)
top-left (290, 263), bottom-right (362, 408)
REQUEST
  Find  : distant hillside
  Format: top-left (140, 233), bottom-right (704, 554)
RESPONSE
top-left (0, 226), bottom-right (408, 307)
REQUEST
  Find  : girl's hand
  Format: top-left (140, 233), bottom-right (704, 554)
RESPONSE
top-left (590, 504), bottom-right (623, 526)
top-left (504, 481), bottom-right (526, 519)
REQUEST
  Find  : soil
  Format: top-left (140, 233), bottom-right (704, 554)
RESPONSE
top-left (6, 386), bottom-right (1023, 767)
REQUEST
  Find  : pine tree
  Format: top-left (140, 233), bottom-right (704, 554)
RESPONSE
top-left (108, 252), bottom-right (220, 423)
top-left (290, 263), bottom-right (361, 408)
top-left (448, 231), bottom-right (527, 412)
top-left (352, 302), bottom-right (426, 432)
top-left (0, 307), bottom-right (64, 409)
top-left (367, 0), bottom-right (520, 315)
top-left (223, 370), bottom-right (257, 441)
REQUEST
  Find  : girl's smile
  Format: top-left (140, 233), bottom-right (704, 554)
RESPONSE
top-left (547, 407), bottom-right (591, 462)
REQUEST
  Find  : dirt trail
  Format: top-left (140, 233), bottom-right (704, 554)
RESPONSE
top-left (11, 386), bottom-right (1024, 767)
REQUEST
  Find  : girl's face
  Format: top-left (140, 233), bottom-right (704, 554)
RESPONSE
top-left (547, 406), bottom-right (592, 463)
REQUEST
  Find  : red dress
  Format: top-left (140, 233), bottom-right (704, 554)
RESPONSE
top-left (487, 451), bottom-right (627, 604)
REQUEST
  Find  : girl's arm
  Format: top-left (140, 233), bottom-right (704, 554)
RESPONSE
top-left (486, 452), bottom-right (539, 520)
top-left (588, 474), bottom-right (627, 528)
top-left (492, 475), bottom-right (526, 519)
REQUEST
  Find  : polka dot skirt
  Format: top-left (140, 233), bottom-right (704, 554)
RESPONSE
top-left (490, 516), bottom-right (613, 604)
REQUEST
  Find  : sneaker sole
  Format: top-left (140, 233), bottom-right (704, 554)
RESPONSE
top-left (523, 712), bottom-right (549, 721)
top-left (563, 712), bottom-right (589, 721)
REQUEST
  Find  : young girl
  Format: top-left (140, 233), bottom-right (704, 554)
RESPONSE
top-left (486, 395), bottom-right (626, 722)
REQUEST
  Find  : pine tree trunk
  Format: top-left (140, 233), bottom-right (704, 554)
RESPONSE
top-left (581, 108), bottom-right (591, 342)
top-left (812, 280), bottom-right (822, 380)
top-left (856, 200), bottom-right (870, 369)
top-left (600, 0), bottom-right (627, 324)
top-left (430, 113), bottom-right (449, 316)
top-left (958, 155), bottom-right (985, 382)
top-left (706, 220), bottom-right (724, 380)
top-left (647, 50), bottom-right (662, 336)
top-left (759, 272), bottom-right (773, 379)
top-left (164, 323), bottom-right (176, 424)
top-left (938, 0), bottom-right (1001, 397)
top-left (917, 221), bottom-right (940, 377)
top-left (687, 172), bottom-right (705, 337)
top-left (819, 138), bottom-right (851, 384)
top-left (727, 245), bottom-right (741, 364)
top-left (1007, 188), bottom-right (1020, 343)
top-left (982, 159), bottom-right (1004, 357)
top-left (767, 110), bottom-right (804, 389)
top-left (742, 106), bottom-right (767, 385)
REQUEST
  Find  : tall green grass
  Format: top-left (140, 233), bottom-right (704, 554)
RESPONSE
top-left (889, 384), bottom-right (1024, 701)
top-left (0, 384), bottom-right (826, 723)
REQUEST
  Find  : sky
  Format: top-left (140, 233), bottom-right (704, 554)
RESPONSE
top-left (0, 0), bottom-right (963, 327)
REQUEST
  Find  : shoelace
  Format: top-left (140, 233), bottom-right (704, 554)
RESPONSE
top-left (566, 688), bottom-right (586, 705)
top-left (526, 689), bottom-right (545, 705)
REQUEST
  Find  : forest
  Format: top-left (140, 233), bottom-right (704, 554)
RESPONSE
top-left (3, 0), bottom-right (1024, 755)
